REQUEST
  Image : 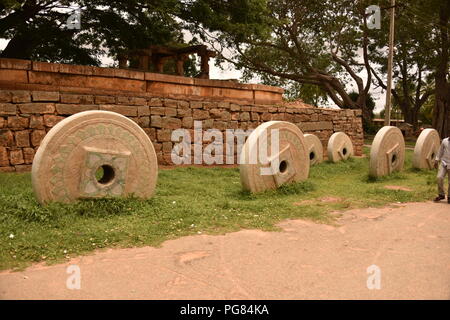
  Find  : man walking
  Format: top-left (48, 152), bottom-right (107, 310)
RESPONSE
top-left (434, 133), bottom-right (450, 203)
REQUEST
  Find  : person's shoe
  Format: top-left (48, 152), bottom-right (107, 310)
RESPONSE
top-left (434, 195), bottom-right (445, 202)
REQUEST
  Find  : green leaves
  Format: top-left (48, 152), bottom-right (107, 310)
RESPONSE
top-left (0, 0), bottom-right (184, 64)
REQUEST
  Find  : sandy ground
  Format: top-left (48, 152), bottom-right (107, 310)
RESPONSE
top-left (0, 201), bottom-right (449, 300)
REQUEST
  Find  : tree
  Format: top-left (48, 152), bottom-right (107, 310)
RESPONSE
top-left (369, 0), bottom-right (449, 136)
top-left (285, 83), bottom-right (329, 106)
top-left (184, 0), bottom-right (379, 123)
top-left (420, 95), bottom-right (435, 126)
top-left (243, 74), bottom-right (329, 106)
top-left (432, 0), bottom-right (450, 138)
top-left (348, 91), bottom-right (375, 115)
top-left (369, 0), bottom-right (436, 131)
top-left (0, 0), bottom-right (184, 65)
top-left (348, 90), bottom-right (376, 133)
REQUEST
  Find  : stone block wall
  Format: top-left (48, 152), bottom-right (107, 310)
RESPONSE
top-left (0, 59), bottom-right (363, 172)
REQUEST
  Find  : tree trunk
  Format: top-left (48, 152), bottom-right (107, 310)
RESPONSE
top-left (355, 91), bottom-right (373, 125)
top-left (433, 0), bottom-right (450, 138)
top-left (360, 105), bottom-right (372, 124)
top-left (434, 84), bottom-right (450, 138)
top-left (402, 105), bottom-right (421, 131)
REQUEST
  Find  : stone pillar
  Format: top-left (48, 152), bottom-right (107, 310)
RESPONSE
top-left (152, 56), bottom-right (164, 73)
top-left (175, 56), bottom-right (185, 76)
top-left (138, 55), bottom-right (149, 71)
top-left (199, 53), bottom-right (210, 79)
top-left (118, 56), bottom-right (128, 68)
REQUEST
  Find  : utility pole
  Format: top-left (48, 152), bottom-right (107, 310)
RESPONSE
top-left (384, 0), bottom-right (395, 126)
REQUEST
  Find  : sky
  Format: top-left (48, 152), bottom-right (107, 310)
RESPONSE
top-left (0, 38), bottom-right (386, 113)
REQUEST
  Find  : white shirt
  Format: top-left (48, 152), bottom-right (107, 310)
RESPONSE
top-left (436, 137), bottom-right (450, 167)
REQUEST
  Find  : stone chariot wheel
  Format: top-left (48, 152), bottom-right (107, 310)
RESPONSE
top-left (327, 132), bottom-right (354, 162)
top-left (304, 134), bottom-right (323, 166)
top-left (239, 121), bottom-right (309, 193)
top-left (32, 110), bottom-right (158, 204)
top-left (413, 128), bottom-right (441, 169)
top-left (369, 126), bottom-right (405, 178)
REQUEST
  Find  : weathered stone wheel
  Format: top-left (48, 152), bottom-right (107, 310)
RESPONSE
top-left (304, 134), bottom-right (323, 165)
top-left (327, 132), bottom-right (354, 162)
top-left (32, 110), bottom-right (158, 204)
top-left (369, 126), bottom-right (405, 178)
top-left (413, 128), bottom-right (441, 169)
top-left (240, 121), bottom-right (309, 193)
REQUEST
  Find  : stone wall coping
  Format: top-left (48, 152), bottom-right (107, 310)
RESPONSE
top-left (0, 58), bottom-right (283, 94)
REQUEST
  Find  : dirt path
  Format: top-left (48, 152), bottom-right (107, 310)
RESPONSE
top-left (1, 202), bottom-right (449, 300)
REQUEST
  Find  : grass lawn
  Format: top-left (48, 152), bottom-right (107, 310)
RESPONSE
top-left (0, 147), bottom-right (437, 271)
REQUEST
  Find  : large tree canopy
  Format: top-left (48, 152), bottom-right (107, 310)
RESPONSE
top-left (431, 0), bottom-right (450, 137)
top-left (369, 0), bottom-right (436, 131)
top-left (184, 0), bottom-right (449, 134)
top-left (1, 0), bottom-right (449, 135)
top-left (0, 0), bottom-right (183, 65)
top-left (184, 0), bottom-right (377, 123)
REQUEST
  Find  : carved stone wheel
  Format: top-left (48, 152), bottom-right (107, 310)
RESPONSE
top-left (413, 128), bottom-right (441, 169)
top-left (32, 110), bottom-right (158, 204)
top-left (304, 134), bottom-right (323, 166)
top-left (240, 121), bottom-right (309, 193)
top-left (327, 132), bottom-right (354, 162)
top-left (369, 126), bottom-right (405, 178)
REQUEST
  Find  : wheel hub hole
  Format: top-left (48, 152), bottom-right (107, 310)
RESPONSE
top-left (96, 165), bottom-right (115, 185)
top-left (391, 154), bottom-right (397, 165)
top-left (342, 148), bottom-right (348, 156)
top-left (309, 152), bottom-right (316, 161)
top-left (279, 160), bottom-right (288, 173)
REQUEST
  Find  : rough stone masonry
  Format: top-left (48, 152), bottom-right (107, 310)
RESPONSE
top-left (0, 58), bottom-right (363, 172)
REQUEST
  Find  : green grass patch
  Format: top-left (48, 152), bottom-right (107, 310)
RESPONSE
top-left (0, 148), bottom-right (436, 271)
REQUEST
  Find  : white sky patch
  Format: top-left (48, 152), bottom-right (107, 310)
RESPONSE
top-left (0, 39), bottom-right (9, 51)
top-left (209, 60), bottom-right (242, 80)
